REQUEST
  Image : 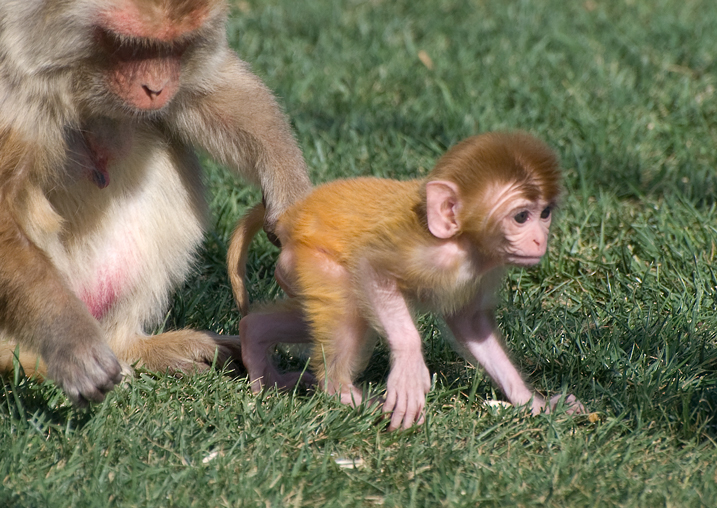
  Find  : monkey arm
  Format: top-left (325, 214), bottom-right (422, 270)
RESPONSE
top-left (446, 295), bottom-right (586, 415)
top-left (357, 261), bottom-right (431, 430)
top-left (444, 304), bottom-right (545, 413)
top-left (170, 53), bottom-right (311, 228)
top-left (0, 201), bottom-right (122, 405)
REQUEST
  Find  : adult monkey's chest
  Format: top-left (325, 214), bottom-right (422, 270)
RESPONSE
top-left (62, 119), bottom-right (136, 189)
top-left (50, 122), bottom-right (200, 321)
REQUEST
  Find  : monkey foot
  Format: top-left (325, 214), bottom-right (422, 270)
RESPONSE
top-left (126, 330), bottom-right (242, 375)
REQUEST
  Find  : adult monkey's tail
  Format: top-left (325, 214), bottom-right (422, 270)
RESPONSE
top-left (227, 202), bottom-right (266, 316)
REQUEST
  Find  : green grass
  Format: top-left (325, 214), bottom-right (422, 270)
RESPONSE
top-left (3, 0), bottom-right (717, 506)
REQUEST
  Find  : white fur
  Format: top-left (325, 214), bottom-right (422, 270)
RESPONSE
top-left (48, 127), bottom-right (207, 350)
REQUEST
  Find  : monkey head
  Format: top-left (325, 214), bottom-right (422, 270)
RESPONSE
top-left (423, 131), bottom-right (562, 267)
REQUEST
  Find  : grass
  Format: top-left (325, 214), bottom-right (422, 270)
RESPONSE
top-left (2, 0), bottom-right (717, 506)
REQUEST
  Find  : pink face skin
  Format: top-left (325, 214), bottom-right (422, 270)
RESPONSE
top-left (500, 198), bottom-right (553, 266)
top-left (105, 48), bottom-right (183, 111)
top-left (425, 180), bottom-right (554, 268)
top-left (96, 1), bottom-right (209, 111)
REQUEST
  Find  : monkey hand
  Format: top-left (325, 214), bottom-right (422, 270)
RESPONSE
top-left (383, 354), bottom-right (431, 431)
top-left (43, 325), bottom-right (123, 407)
top-left (549, 394), bottom-right (586, 415)
top-left (531, 393), bottom-right (586, 416)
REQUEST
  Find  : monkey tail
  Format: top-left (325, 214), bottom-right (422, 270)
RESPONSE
top-left (228, 202), bottom-right (266, 316)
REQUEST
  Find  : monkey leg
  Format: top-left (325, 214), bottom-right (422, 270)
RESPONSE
top-left (283, 244), bottom-right (373, 405)
top-left (114, 330), bottom-right (242, 375)
top-left (300, 280), bottom-right (374, 403)
top-left (309, 309), bottom-right (375, 407)
top-left (1, 330), bottom-right (242, 388)
top-left (239, 300), bottom-right (315, 392)
top-left (0, 343), bottom-right (46, 379)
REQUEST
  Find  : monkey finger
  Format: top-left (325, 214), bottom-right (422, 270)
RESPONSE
top-left (81, 385), bottom-right (109, 404)
top-left (416, 410), bottom-right (426, 426)
top-left (413, 400), bottom-right (427, 427)
top-left (61, 384), bottom-right (88, 407)
top-left (72, 395), bottom-right (90, 408)
top-left (530, 396), bottom-right (547, 416)
top-left (402, 396), bottom-right (425, 430)
top-left (388, 407), bottom-right (407, 431)
top-left (546, 393), bottom-right (586, 415)
top-left (93, 374), bottom-right (121, 396)
top-left (563, 394), bottom-right (586, 415)
top-left (400, 412), bottom-right (416, 430)
top-left (386, 394), bottom-right (410, 431)
top-left (383, 389), bottom-right (398, 415)
top-left (66, 377), bottom-right (109, 406)
top-left (92, 350), bottom-right (124, 386)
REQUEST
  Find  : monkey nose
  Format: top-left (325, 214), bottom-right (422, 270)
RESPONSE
top-left (142, 85), bottom-right (164, 99)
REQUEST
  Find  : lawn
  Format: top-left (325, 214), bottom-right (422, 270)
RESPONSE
top-left (2, 0), bottom-right (717, 506)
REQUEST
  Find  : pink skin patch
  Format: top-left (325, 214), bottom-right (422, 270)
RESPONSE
top-left (77, 233), bottom-right (138, 320)
top-left (97, 1), bottom-right (210, 110)
top-left (80, 272), bottom-right (121, 320)
top-left (99, 1), bottom-right (210, 42)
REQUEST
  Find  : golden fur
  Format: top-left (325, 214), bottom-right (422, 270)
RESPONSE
top-left (230, 132), bottom-right (584, 429)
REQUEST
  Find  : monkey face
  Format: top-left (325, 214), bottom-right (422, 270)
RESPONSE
top-left (98, 30), bottom-right (186, 111)
top-left (86, 0), bottom-right (223, 113)
top-left (500, 199), bottom-right (553, 266)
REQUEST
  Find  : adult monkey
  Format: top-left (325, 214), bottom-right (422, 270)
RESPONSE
top-left (0, 0), bottom-right (311, 405)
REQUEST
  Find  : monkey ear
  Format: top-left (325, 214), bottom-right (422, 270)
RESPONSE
top-left (425, 180), bottom-right (461, 239)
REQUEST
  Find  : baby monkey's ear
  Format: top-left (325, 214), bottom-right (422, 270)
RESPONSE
top-left (425, 180), bottom-right (461, 239)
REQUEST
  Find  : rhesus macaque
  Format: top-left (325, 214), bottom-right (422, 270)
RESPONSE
top-left (230, 131), bottom-right (585, 430)
top-left (0, 0), bottom-right (312, 405)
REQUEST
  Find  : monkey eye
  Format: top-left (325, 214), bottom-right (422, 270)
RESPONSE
top-left (540, 207), bottom-right (551, 219)
top-left (514, 211), bottom-right (529, 224)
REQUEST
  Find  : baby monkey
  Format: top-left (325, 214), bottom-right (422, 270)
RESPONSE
top-left (230, 131), bottom-right (584, 430)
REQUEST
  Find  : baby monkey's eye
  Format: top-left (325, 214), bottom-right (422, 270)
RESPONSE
top-left (514, 211), bottom-right (529, 224)
top-left (540, 207), bottom-right (551, 219)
